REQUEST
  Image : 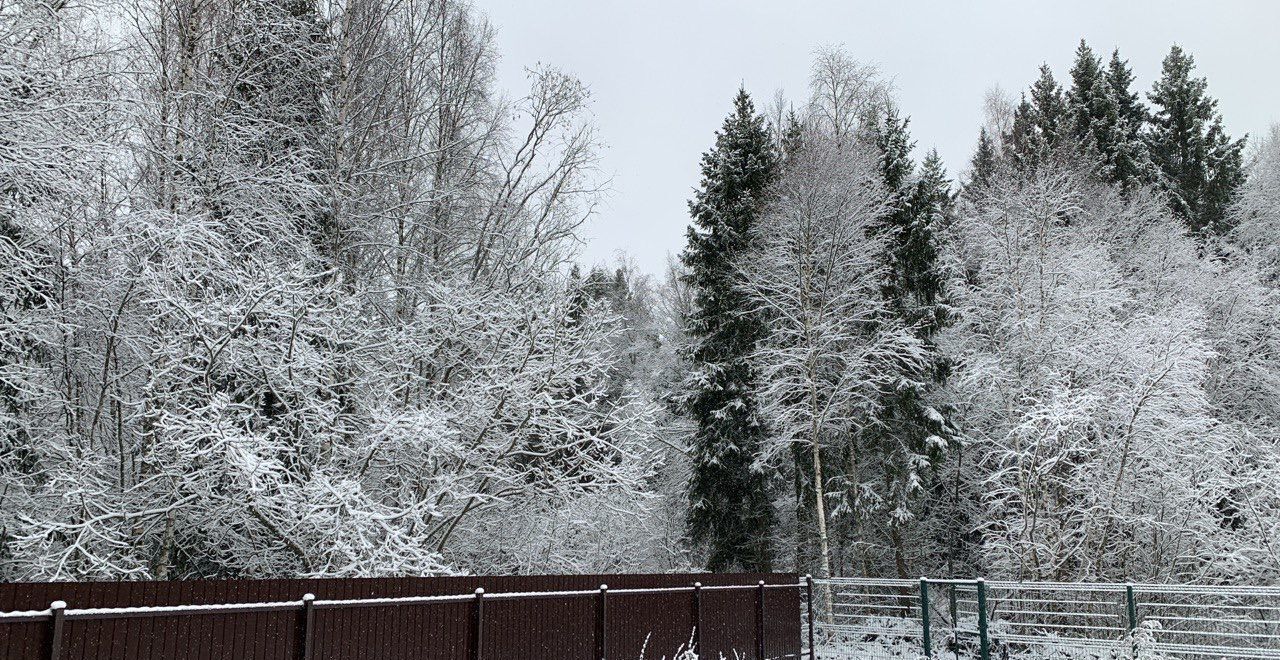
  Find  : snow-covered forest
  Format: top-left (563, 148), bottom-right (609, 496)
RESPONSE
top-left (2, 0), bottom-right (1279, 586)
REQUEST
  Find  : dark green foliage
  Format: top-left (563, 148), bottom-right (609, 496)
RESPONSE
top-left (216, 0), bottom-right (333, 249)
top-left (1066, 41), bottom-right (1150, 191)
top-left (1146, 45), bottom-right (1246, 235)
top-left (681, 89), bottom-right (778, 572)
top-left (1005, 65), bottom-right (1069, 170)
top-left (866, 112), bottom-right (955, 576)
top-left (1107, 49), bottom-right (1146, 130)
top-left (906, 151), bottom-right (953, 341)
top-left (968, 128), bottom-right (999, 191)
top-left (780, 109), bottom-right (806, 163)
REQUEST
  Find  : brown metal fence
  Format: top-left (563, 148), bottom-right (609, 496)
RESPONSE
top-left (0, 573), bottom-right (801, 660)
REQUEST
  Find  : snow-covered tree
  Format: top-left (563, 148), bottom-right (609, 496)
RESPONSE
top-left (1147, 45), bottom-right (1246, 236)
top-left (1066, 40), bottom-right (1150, 191)
top-left (1228, 124), bottom-right (1280, 279)
top-left (942, 161), bottom-right (1280, 581)
top-left (0, 0), bottom-right (668, 580)
top-left (739, 134), bottom-right (924, 584)
top-left (681, 89), bottom-right (778, 572)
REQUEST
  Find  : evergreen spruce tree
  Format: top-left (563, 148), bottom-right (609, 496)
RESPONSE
top-left (1067, 40), bottom-right (1150, 191)
top-left (1103, 48), bottom-right (1153, 191)
top-left (906, 151), bottom-right (953, 341)
top-left (1066, 39), bottom-right (1107, 140)
top-left (1005, 65), bottom-right (1068, 170)
top-left (1147, 45), bottom-right (1247, 235)
top-left (681, 89), bottom-right (778, 572)
top-left (1107, 49), bottom-right (1147, 131)
top-left (780, 109), bottom-right (806, 163)
top-left (967, 128), bottom-right (999, 190)
top-left (869, 113), bottom-right (955, 576)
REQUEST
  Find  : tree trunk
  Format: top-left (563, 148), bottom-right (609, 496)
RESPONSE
top-left (812, 438), bottom-right (835, 622)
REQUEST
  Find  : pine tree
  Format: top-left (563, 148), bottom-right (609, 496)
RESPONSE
top-left (1147, 44), bottom-right (1247, 235)
top-left (681, 89), bottom-right (778, 572)
top-left (1104, 48), bottom-right (1153, 191)
top-left (907, 151), bottom-right (953, 340)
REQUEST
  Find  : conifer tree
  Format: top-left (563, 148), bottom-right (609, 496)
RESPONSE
top-left (681, 89), bottom-right (778, 572)
top-left (1067, 40), bottom-right (1149, 190)
top-left (1005, 65), bottom-right (1068, 170)
top-left (968, 128), bottom-right (999, 190)
top-left (1147, 45), bottom-right (1247, 235)
top-left (1107, 49), bottom-right (1146, 130)
top-left (868, 113), bottom-right (955, 576)
top-left (1066, 40), bottom-right (1106, 137)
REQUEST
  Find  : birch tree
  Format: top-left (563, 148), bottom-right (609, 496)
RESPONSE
top-left (741, 135), bottom-right (927, 585)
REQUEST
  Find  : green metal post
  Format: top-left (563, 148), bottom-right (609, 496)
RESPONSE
top-left (1125, 584), bottom-right (1137, 632)
top-left (1125, 583), bottom-right (1139, 660)
top-left (975, 579), bottom-right (990, 660)
top-left (919, 579), bottom-right (932, 659)
top-left (948, 584), bottom-right (957, 626)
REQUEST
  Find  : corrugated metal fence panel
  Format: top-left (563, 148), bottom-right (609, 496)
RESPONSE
top-left (0, 573), bottom-right (799, 660)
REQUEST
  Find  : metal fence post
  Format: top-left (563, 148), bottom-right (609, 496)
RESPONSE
top-left (975, 580), bottom-right (990, 660)
top-left (471, 588), bottom-right (485, 660)
top-left (919, 579), bottom-right (932, 659)
top-left (596, 584), bottom-right (609, 660)
top-left (1125, 584), bottom-right (1138, 632)
top-left (756, 581), bottom-right (766, 660)
top-left (1125, 583), bottom-right (1139, 660)
top-left (693, 582), bottom-right (703, 656)
top-left (948, 584), bottom-right (957, 628)
top-left (805, 575), bottom-right (815, 660)
top-left (301, 593), bottom-right (315, 660)
top-left (48, 600), bottom-right (66, 660)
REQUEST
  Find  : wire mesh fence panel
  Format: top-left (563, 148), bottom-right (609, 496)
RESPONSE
top-left (1134, 584), bottom-right (1280, 660)
top-left (980, 582), bottom-right (1131, 660)
top-left (809, 578), bottom-right (1280, 660)
top-left (809, 579), bottom-right (927, 660)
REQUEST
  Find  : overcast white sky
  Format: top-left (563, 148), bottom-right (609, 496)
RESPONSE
top-left (478, 0), bottom-right (1280, 275)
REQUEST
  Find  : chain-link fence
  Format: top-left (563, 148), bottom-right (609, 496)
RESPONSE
top-left (800, 577), bottom-right (1280, 660)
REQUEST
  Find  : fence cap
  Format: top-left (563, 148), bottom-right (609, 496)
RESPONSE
top-left (599, 584), bottom-right (608, 590)
top-left (758, 580), bottom-right (766, 586)
top-left (474, 588), bottom-right (485, 595)
top-left (302, 593), bottom-right (315, 602)
top-left (50, 600), bottom-right (66, 610)
top-left (694, 581), bottom-right (702, 587)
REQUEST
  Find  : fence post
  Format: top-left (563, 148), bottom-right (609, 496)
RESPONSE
top-left (301, 593), bottom-right (315, 660)
top-left (48, 600), bottom-right (66, 660)
top-left (804, 575), bottom-right (815, 660)
top-left (756, 580), bottom-right (766, 660)
top-left (596, 584), bottom-right (609, 660)
top-left (975, 579), bottom-right (990, 660)
top-left (948, 584), bottom-right (957, 628)
top-left (1125, 584), bottom-right (1137, 632)
top-left (1125, 583), bottom-right (1139, 660)
top-left (693, 582), bottom-right (703, 657)
top-left (919, 579), bottom-right (932, 659)
top-left (471, 588), bottom-right (485, 660)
